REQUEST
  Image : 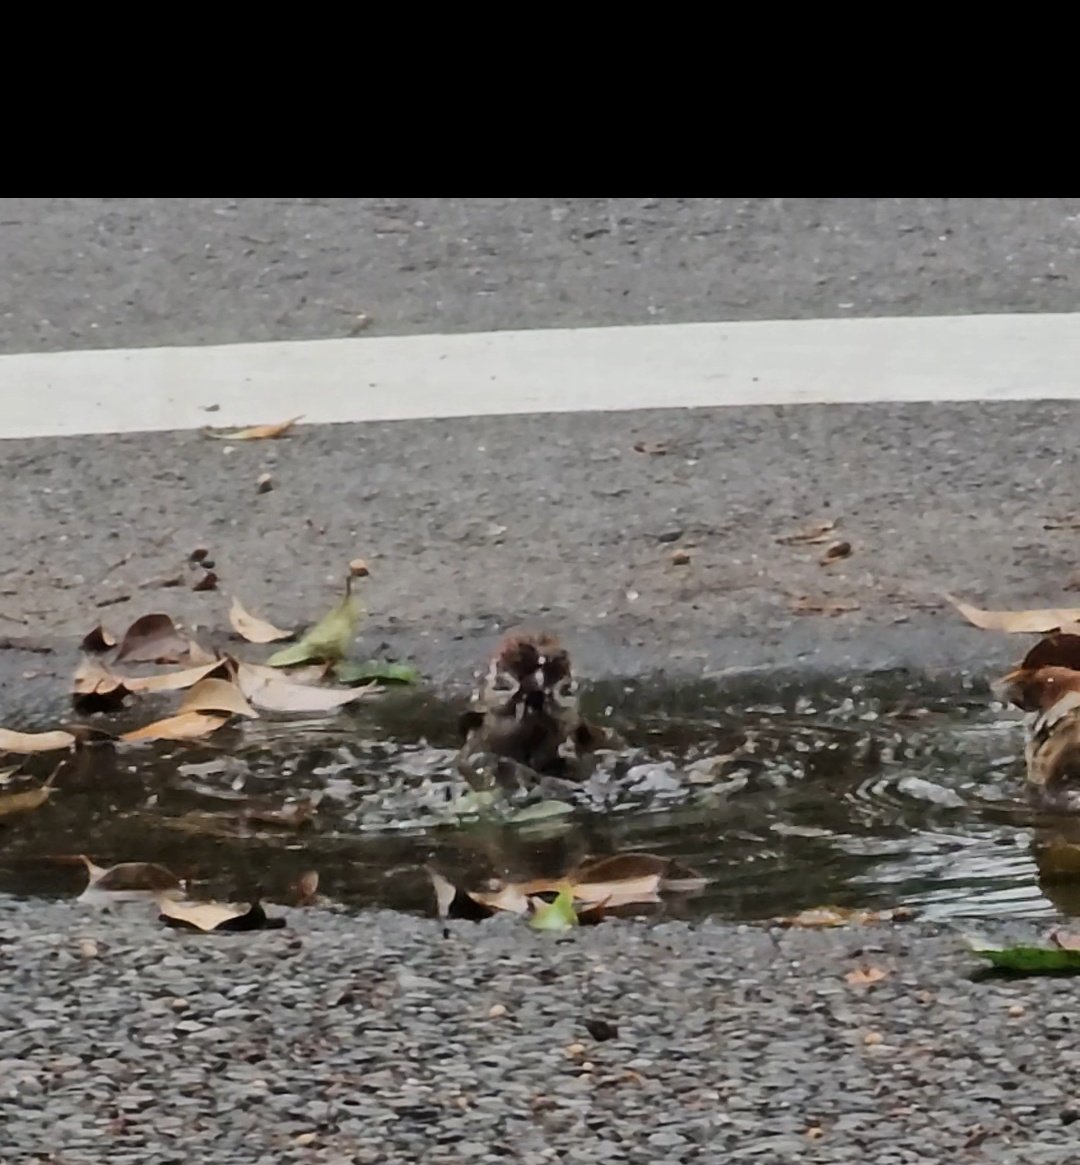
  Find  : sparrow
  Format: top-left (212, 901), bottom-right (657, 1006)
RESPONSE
top-left (456, 631), bottom-right (609, 788)
top-left (1000, 631), bottom-right (1080, 810)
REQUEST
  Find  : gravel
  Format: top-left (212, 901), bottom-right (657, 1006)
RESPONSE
top-left (2, 898), bottom-right (1078, 1163)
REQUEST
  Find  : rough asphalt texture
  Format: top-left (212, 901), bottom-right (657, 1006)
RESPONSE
top-left (3, 200), bottom-right (1079, 1161)
top-left (2, 901), bottom-right (1077, 1165)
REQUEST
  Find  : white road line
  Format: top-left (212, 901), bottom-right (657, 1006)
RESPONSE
top-left (4, 313), bottom-right (1080, 440)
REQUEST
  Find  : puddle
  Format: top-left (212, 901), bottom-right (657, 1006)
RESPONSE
top-left (0, 678), bottom-right (1075, 923)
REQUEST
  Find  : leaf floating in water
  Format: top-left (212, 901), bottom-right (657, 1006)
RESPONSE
top-left (120, 712), bottom-right (230, 744)
top-left (228, 597), bottom-right (294, 644)
top-left (205, 415), bottom-right (303, 441)
top-left (157, 896), bottom-right (286, 932)
top-left (79, 855), bottom-right (184, 903)
top-left (528, 885), bottom-right (579, 932)
top-left (334, 660), bottom-right (420, 686)
top-left (0, 764), bottom-right (61, 818)
top-left (947, 594), bottom-right (1080, 634)
top-left (0, 729), bottom-right (76, 755)
top-left (774, 905), bottom-right (915, 929)
top-left (233, 661), bottom-right (366, 714)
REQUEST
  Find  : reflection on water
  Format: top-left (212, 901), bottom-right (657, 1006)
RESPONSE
top-left (0, 679), bottom-right (1077, 922)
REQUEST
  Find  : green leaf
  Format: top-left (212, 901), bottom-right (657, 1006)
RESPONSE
top-left (266, 592), bottom-right (361, 668)
top-left (529, 884), bottom-right (579, 932)
top-left (969, 943), bottom-right (1080, 974)
top-left (334, 660), bottom-right (420, 686)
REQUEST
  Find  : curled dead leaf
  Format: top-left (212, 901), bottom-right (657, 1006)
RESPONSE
top-left (120, 712), bottom-right (230, 743)
top-left (72, 658), bottom-right (131, 714)
top-left (122, 659), bottom-right (229, 694)
top-left (292, 870), bottom-right (320, 907)
top-left (233, 661), bottom-right (365, 714)
top-left (0, 728), bottom-right (76, 755)
top-left (427, 866), bottom-right (496, 922)
top-left (79, 855), bottom-right (183, 902)
top-left (114, 614), bottom-right (192, 665)
top-left (790, 597), bottom-right (859, 617)
top-left (205, 415), bottom-right (303, 441)
top-left (845, 965), bottom-right (889, 986)
top-left (157, 896), bottom-right (285, 932)
top-left (177, 678), bottom-right (258, 719)
top-left (0, 766), bottom-right (61, 818)
top-left (819, 540), bottom-right (852, 566)
top-left (947, 594), bottom-right (1080, 634)
top-left (229, 597), bottom-right (293, 644)
top-left (777, 519), bottom-right (836, 545)
top-left (632, 440), bottom-right (668, 456)
top-left (80, 624), bottom-right (116, 654)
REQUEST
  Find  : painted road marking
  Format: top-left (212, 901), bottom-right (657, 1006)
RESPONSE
top-left (3, 312), bottom-right (1079, 439)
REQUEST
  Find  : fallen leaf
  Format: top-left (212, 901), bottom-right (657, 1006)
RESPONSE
top-left (777, 519), bottom-right (836, 545)
top-left (334, 660), bottom-right (419, 686)
top-left (845, 965), bottom-right (889, 986)
top-left (266, 581), bottom-right (362, 668)
top-left (529, 885), bottom-right (579, 931)
top-left (72, 658), bottom-right (131, 713)
top-left (820, 540), bottom-right (852, 566)
top-left (205, 415), bottom-right (303, 441)
top-left (469, 883), bottom-right (532, 914)
top-left (0, 728), bottom-right (76, 755)
top-left (968, 941), bottom-right (1080, 975)
top-left (192, 570), bottom-right (218, 592)
top-left (122, 659), bottom-right (229, 694)
top-left (632, 440), bottom-right (668, 455)
top-left (775, 905), bottom-right (910, 928)
top-left (120, 712), bottom-right (230, 743)
top-left (790, 597), bottom-right (860, 617)
top-left (427, 867), bottom-right (496, 922)
top-left (0, 763), bottom-right (62, 818)
top-left (78, 855), bottom-right (183, 903)
top-left (177, 678), bottom-right (258, 719)
top-left (234, 661), bottom-right (366, 714)
top-left (80, 624), bottom-right (116, 653)
top-left (1050, 928), bottom-right (1080, 951)
top-left (292, 870), bottom-right (319, 907)
top-left (114, 614), bottom-right (191, 664)
top-left (574, 852), bottom-right (707, 895)
top-left (229, 597), bottom-right (294, 644)
top-left (947, 595), bottom-right (1080, 634)
top-left (244, 797), bottom-right (316, 829)
top-left (1018, 633), bottom-right (1080, 673)
top-left (157, 896), bottom-right (286, 932)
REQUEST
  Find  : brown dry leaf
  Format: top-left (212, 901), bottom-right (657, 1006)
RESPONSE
top-left (776, 905), bottom-right (877, 928)
top-left (192, 570), bottom-right (218, 592)
top-left (947, 594), bottom-right (1080, 634)
top-left (427, 866), bottom-right (497, 922)
top-left (244, 797), bottom-right (316, 830)
top-left (79, 855), bottom-right (183, 902)
top-left (777, 519), bottom-right (836, 545)
top-left (157, 896), bottom-right (285, 932)
top-left (1050, 927), bottom-right (1080, 951)
top-left (233, 661), bottom-right (365, 715)
top-left (80, 624), bottom-right (116, 653)
top-left (72, 658), bottom-right (131, 713)
top-left (206, 415), bottom-right (303, 441)
top-left (0, 728), bottom-right (76, 755)
top-left (845, 965), bottom-right (889, 986)
top-left (229, 597), bottom-right (294, 644)
top-left (632, 440), bottom-right (668, 455)
top-left (470, 883), bottom-right (532, 914)
top-left (292, 870), bottom-right (320, 906)
top-left (0, 763), bottom-right (62, 818)
top-left (177, 678), bottom-right (258, 719)
top-left (120, 712), bottom-right (229, 743)
top-left (819, 540), bottom-right (852, 566)
top-left (123, 659), bottom-right (228, 694)
top-left (114, 614), bottom-right (191, 664)
top-left (790, 597), bottom-right (860, 617)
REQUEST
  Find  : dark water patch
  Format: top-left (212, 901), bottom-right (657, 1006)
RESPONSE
top-left (0, 680), bottom-right (1070, 922)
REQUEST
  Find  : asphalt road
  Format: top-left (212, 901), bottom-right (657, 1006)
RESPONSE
top-left (2, 197), bottom-right (1079, 352)
top-left (0, 198), bottom-right (1077, 717)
